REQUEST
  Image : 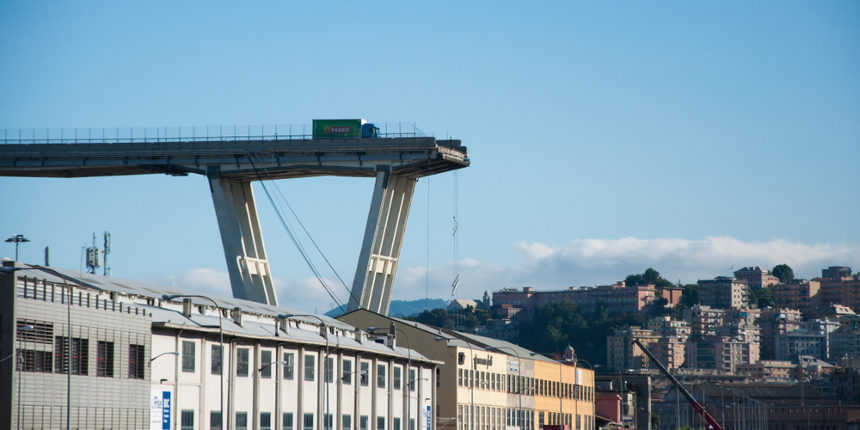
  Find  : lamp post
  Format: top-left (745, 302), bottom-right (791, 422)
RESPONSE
top-left (487, 346), bottom-right (523, 430)
top-left (371, 325), bottom-right (416, 430)
top-left (5, 235), bottom-right (30, 261)
top-left (435, 337), bottom-right (474, 430)
top-left (595, 365), bottom-right (624, 427)
top-left (279, 314), bottom-right (330, 430)
top-left (163, 294), bottom-right (225, 428)
top-left (261, 358), bottom-right (289, 429)
top-left (575, 359), bottom-right (594, 430)
top-left (15, 324), bottom-right (34, 430)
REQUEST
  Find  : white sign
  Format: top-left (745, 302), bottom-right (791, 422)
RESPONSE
top-left (509, 360), bottom-right (517, 372)
top-left (150, 389), bottom-right (172, 430)
top-left (575, 369), bottom-right (582, 385)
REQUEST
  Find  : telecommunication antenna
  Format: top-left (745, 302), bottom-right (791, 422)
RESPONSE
top-left (103, 232), bottom-right (111, 276)
top-left (85, 232), bottom-right (101, 274)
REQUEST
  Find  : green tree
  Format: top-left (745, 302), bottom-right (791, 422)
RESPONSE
top-left (625, 268), bottom-right (673, 288)
top-left (680, 284), bottom-right (698, 307)
top-left (407, 308), bottom-right (453, 329)
top-left (754, 286), bottom-right (774, 308)
top-left (772, 264), bottom-right (795, 283)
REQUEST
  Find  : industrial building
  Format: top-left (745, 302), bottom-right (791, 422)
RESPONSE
top-left (337, 310), bottom-right (596, 430)
top-left (1, 261), bottom-right (438, 430)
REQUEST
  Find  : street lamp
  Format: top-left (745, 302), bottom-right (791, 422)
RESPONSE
top-left (595, 365), bottom-right (625, 427)
top-left (575, 359), bottom-right (594, 430)
top-left (370, 324), bottom-right (417, 430)
top-left (5, 235), bottom-right (30, 261)
top-left (163, 294), bottom-right (225, 427)
top-left (279, 314), bottom-right (330, 430)
top-left (435, 336), bottom-right (475, 430)
top-left (149, 351), bottom-right (180, 365)
top-left (16, 324), bottom-right (34, 430)
top-left (487, 346), bottom-right (523, 430)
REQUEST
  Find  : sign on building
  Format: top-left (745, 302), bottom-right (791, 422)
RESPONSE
top-left (150, 390), bottom-right (172, 430)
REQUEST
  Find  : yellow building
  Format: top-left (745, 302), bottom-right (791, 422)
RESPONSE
top-left (338, 310), bottom-right (595, 430)
top-left (533, 355), bottom-right (595, 430)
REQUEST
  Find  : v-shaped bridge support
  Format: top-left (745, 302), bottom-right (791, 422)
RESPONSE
top-left (347, 167), bottom-right (416, 314)
top-left (207, 166), bottom-right (278, 306)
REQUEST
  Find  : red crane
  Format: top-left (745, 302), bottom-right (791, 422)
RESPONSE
top-left (631, 339), bottom-right (723, 430)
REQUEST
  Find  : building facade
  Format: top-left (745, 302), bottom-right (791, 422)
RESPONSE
top-left (733, 267), bottom-right (779, 290)
top-left (337, 310), bottom-right (596, 430)
top-left (1, 263), bottom-right (437, 430)
top-left (697, 277), bottom-right (749, 309)
top-left (773, 280), bottom-right (820, 315)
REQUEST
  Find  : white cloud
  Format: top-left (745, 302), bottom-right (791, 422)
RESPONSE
top-left (152, 236), bottom-right (860, 313)
top-left (392, 236), bottom-right (860, 302)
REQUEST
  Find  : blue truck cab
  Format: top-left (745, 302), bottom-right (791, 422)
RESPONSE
top-left (362, 123), bottom-right (380, 138)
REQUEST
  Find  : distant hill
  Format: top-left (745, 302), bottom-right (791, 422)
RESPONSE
top-left (324, 298), bottom-right (449, 318)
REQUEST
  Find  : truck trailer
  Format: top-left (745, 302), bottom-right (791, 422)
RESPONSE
top-left (312, 119), bottom-right (380, 139)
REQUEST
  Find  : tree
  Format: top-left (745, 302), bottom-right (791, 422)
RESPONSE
top-left (772, 264), bottom-right (795, 283)
top-left (753, 286), bottom-right (774, 308)
top-left (625, 268), bottom-right (674, 288)
top-left (679, 284), bottom-right (698, 307)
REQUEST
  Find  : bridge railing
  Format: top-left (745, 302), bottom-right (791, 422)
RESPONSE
top-left (0, 122), bottom-right (429, 144)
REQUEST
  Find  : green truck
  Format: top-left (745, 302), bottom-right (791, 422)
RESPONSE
top-left (312, 119), bottom-right (380, 139)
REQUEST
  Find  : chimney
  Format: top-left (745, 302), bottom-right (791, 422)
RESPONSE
top-left (279, 318), bottom-right (289, 335)
top-left (182, 298), bottom-right (193, 318)
top-left (355, 329), bottom-right (363, 344)
top-left (389, 323), bottom-right (397, 349)
top-left (231, 307), bottom-right (242, 326)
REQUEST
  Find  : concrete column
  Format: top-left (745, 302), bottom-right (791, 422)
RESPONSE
top-left (208, 166), bottom-right (278, 306)
top-left (348, 169), bottom-right (416, 314)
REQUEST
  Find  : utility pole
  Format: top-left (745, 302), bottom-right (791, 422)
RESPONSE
top-left (5, 234), bottom-right (29, 261)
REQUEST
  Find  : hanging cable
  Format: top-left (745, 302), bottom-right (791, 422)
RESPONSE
top-left (426, 177), bottom-right (430, 312)
top-left (241, 151), bottom-right (350, 312)
top-left (248, 153), bottom-right (355, 300)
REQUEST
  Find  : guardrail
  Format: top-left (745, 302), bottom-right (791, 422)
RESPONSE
top-left (1, 122), bottom-right (429, 144)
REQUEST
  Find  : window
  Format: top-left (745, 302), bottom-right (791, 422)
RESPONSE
top-left (360, 416), bottom-right (369, 430)
top-left (377, 416), bottom-right (386, 430)
top-left (361, 362), bottom-right (369, 386)
top-left (394, 418), bottom-right (401, 430)
top-left (304, 413), bottom-right (314, 430)
top-left (212, 345), bottom-right (223, 375)
top-left (284, 352), bottom-right (295, 379)
top-left (377, 364), bottom-right (386, 388)
top-left (97, 341), bottom-right (114, 377)
top-left (210, 411), bottom-right (223, 430)
top-left (343, 360), bottom-right (353, 385)
top-left (56, 337), bottom-right (89, 376)
top-left (394, 366), bottom-right (402, 390)
top-left (459, 369), bottom-right (463, 386)
top-left (283, 413), bottom-right (294, 430)
top-left (236, 412), bottom-right (248, 430)
top-left (237, 348), bottom-right (249, 377)
top-left (18, 350), bottom-right (52, 373)
top-left (325, 414), bottom-right (334, 430)
top-left (325, 357), bottom-right (334, 383)
top-left (410, 419), bottom-right (415, 430)
top-left (305, 355), bottom-right (315, 381)
top-left (128, 344), bottom-right (144, 379)
top-left (182, 341), bottom-right (195, 372)
top-left (343, 414), bottom-right (352, 430)
top-left (261, 412), bottom-right (272, 430)
top-left (181, 410), bottom-right (194, 430)
top-left (261, 350), bottom-right (273, 379)
top-left (410, 368), bottom-right (416, 392)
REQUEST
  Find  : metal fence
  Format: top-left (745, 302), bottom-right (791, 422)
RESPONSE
top-left (1, 122), bottom-right (430, 144)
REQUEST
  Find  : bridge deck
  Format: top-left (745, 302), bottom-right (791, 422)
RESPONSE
top-left (0, 137), bottom-right (468, 179)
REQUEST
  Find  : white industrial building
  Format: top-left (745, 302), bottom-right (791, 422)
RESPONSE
top-left (0, 261), bottom-right (438, 430)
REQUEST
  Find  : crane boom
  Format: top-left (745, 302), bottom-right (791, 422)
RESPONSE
top-left (631, 339), bottom-right (723, 430)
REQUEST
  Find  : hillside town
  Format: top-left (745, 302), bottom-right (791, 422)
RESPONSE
top-left (431, 265), bottom-right (860, 429)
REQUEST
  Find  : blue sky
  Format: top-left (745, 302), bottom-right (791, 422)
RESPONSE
top-left (2, 2), bottom-right (858, 313)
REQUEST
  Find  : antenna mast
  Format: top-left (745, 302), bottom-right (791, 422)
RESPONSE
top-left (103, 232), bottom-right (111, 276)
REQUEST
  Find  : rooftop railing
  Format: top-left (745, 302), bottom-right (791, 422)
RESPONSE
top-left (1, 122), bottom-right (429, 144)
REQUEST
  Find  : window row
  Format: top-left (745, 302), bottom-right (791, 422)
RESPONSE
top-left (458, 369), bottom-right (536, 395)
top-left (205, 344), bottom-right (409, 390)
top-left (458, 405), bottom-right (534, 430)
top-left (204, 411), bottom-right (396, 430)
top-left (16, 337), bottom-right (145, 380)
top-left (535, 378), bottom-right (593, 401)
